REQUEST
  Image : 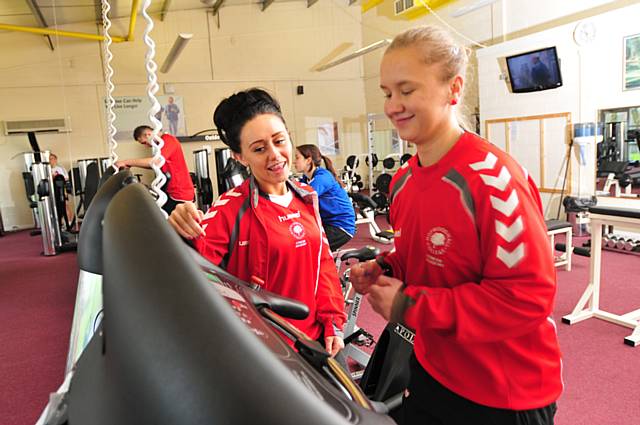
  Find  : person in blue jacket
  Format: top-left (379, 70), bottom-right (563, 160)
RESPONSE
top-left (294, 144), bottom-right (356, 251)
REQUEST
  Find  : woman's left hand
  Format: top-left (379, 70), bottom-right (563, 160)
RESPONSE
top-left (367, 276), bottom-right (404, 321)
top-left (324, 336), bottom-right (345, 357)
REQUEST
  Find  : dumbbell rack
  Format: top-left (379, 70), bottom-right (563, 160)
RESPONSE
top-left (601, 234), bottom-right (640, 256)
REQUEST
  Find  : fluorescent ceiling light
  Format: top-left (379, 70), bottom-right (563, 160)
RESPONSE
top-left (160, 33), bottom-right (193, 74)
top-left (315, 39), bottom-right (391, 72)
top-left (450, 0), bottom-right (499, 18)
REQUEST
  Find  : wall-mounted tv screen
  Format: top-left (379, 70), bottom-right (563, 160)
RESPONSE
top-left (506, 46), bottom-right (563, 93)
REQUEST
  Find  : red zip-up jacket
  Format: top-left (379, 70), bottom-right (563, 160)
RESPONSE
top-left (194, 177), bottom-right (346, 340)
top-left (387, 132), bottom-right (563, 410)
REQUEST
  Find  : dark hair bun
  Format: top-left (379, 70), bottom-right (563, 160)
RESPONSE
top-left (213, 88), bottom-right (284, 153)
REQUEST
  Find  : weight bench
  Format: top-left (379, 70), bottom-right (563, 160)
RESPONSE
top-left (545, 219), bottom-right (572, 271)
top-left (562, 206), bottom-right (640, 347)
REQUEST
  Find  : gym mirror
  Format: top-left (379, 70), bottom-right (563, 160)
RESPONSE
top-left (596, 105), bottom-right (640, 198)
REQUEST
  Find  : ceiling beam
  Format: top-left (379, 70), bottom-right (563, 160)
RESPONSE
top-left (212, 0), bottom-right (225, 16)
top-left (0, 23), bottom-right (127, 43)
top-left (307, 0), bottom-right (319, 7)
top-left (160, 0), bottom-right (172, 21)
top-left (261, 0), bottom-right (274, 12)
top-left (24, 0), bottom-right (54, 51)
top-left (94, 0), bottom-right (103, 25)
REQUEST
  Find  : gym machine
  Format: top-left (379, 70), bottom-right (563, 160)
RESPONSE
top-left (335, 246), bottom-right (413, 420)
top-left (66, 169), bottom-right (135, 373)
top-left (27, 150), bottom-right (77, 255)
top-left (366, 114), bottom-right (410, 213)
top-left (40, 181), bottom-right (395, 425)
top-left (19, 151), bottom-right (42, 233)
top-left (75, 158), bottom-right (101, 215)
top-left (30, 152), bottom-right (59, 255)
top-left (349, 192), bottom-right (393, 244)
top-left (192, 148), bottom-right (214, 211)
top-left (215, 147), bottom-right (249, 194)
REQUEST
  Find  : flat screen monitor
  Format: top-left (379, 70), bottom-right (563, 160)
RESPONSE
top-left (506, 46), bottom-right (563, 93)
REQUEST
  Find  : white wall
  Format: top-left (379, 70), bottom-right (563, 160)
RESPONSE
top-left (0, 1), bottom-right (367, 230)
top-left (1, 0), bottom-right (633, 229)
top-left (477, 2), bottom-right (640, 216)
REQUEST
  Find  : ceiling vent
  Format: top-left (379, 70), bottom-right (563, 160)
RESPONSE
top-left (394, 0), bottom-right (415, 14)
top-left (2, 118), bottom-right (71, 135)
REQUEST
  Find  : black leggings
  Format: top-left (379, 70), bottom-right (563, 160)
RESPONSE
top-left (401, 354), bottom-right (557, 425)
top-left (324, 224), bottom-right (353, 252)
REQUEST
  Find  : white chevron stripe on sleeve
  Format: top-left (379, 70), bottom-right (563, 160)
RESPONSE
top-left (469, 152), bottom-right (497, 171)
top-left (547, 316), bottom-right (558, 332)
top-left (497, 243), bottom-right (525, 268)
top-left (202, 210), bottom-right (218, 220)
top-left (522, 166), bottom-right (529, 180)
top-left (213, 198), bottom-right (230, 207)
top-left (495, 216), bottom-right (523, 242)
top-left (226, 188), bottom-right (242, 197)
top-left (479, 166), bottom-right (511, 191)
top-left (490, 189), bottom-right (519, 217)
top-left (202, 223), bottom-right (208, 233)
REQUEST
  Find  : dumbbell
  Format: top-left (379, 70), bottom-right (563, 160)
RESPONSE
top-left (555, 243), bottom-right (590, 257)
top-left (623, 239), bottom-right (640, 251)
top-left (604, 234), bottom-right (618, 248)
top-left (615, 238), bottom-right (628, 250)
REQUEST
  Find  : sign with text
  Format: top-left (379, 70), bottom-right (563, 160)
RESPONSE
top-left (105, 95), bottom-right (187, 141)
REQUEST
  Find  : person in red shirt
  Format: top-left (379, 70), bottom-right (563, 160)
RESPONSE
top-left (115, 126), bottom-right (194, 215)
top-left (168, 88), bottom-right (346, 357)
top-left (350, 26), bottom-right (562, 425)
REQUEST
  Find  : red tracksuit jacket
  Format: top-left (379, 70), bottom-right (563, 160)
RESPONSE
top-left (194, 177), bottom-right (346, 340)
top-left (160, 133), bottom-right (194, 201)
top-left (387, 132), bottom-right (563, 410)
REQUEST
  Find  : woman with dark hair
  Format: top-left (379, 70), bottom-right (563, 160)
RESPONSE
top-left (294, 144), bottom-right (355, 251)
top-left (168, 88), bottom-right (346, 357)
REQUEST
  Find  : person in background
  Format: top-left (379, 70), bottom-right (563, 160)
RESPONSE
top-left (167, 88), bottom-right (346, 357)
top-left (49, 153), bottom-right (74, 223)
top-left (294, 144), bottom-right (356, 251)
top-left (165, 96), bottom-right (180, 135)
top-left (530, 55), bottom-right (551, 88)
top-left (115, 126), bottom-right (194, 215)
top-left (350, 25), bottom-right (562, 425)
top-left (50, 153), bottom-right (68, 180)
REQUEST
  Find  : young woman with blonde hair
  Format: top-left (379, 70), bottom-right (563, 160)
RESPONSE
top-left (351, 26), bottom-right (562, 425)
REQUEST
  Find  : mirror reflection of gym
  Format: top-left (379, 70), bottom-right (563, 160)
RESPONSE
top-left (596, 105), bottom-right (640, 197)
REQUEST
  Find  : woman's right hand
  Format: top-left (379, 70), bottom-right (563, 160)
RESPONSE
top-left (348, 260), bottom-right (383, 294)
top-left (168, 201), bottom-right (205, 240)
